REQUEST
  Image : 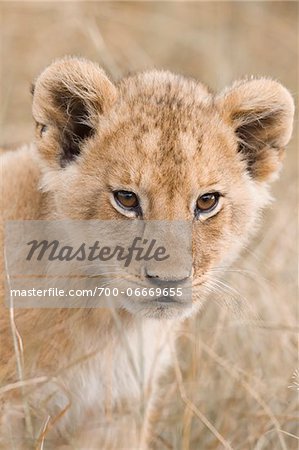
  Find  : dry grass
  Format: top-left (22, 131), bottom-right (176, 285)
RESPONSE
top-left (1, 2), bottom-right (298, 449)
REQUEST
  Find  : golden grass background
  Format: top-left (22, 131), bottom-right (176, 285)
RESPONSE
top-left (1, 1), bottom-right (298, 449)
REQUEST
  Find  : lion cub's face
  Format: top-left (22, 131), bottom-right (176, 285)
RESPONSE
top-left (32, 58), bottom-right (294, 318)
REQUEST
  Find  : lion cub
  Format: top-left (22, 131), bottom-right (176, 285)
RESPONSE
top-left (0, 57), bottom-right (294, 449)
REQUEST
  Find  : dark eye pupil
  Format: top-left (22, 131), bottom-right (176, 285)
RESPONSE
top-left (196, 193), bottom-right (219, 212)
top-left (114, 191), bottom-right (139, 209)
top-left (201, 195), bottom-right (213, 202)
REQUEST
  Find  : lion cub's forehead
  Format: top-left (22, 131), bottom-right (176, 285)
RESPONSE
top-left (118, 71), bottom-right (212, 126)
top-left (120, 70), bottom-right (212, 104)
top-left (109, 71), bottom-right (234, 164)
top-left (92, 71), bottom-right (238, 191)
top-left (114, 71), bottom-right (218, 154)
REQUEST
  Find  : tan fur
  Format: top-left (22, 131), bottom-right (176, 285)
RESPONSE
top-left (0, 57), bottom-right (294, 449)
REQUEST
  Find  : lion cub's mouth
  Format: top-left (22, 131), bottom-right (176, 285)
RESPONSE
top-left (155, 295), bottom-right (178, 304)
top-left (136, 293), bottom-right (193, 319)
top-left (140, 294), bottom-right (191, 309)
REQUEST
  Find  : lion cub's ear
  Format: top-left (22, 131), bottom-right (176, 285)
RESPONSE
top-left (216, 78), bottom-right (294, 182)
top-left (32, 57), bottom-right (117, 168)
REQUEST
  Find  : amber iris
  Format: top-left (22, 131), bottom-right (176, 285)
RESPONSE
top-left (196, 193), bottom-right (219, 213)
top-left (114, 190), bottom-right (139, 209)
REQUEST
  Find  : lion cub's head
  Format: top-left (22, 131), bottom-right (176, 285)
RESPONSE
top-left (31, 57), bottom-right (294, 318)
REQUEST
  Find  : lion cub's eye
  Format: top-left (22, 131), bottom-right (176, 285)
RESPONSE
top-left (114, 190), bottom-right (139, 210)
top-left (196, 192), bottom-right (220, 214)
